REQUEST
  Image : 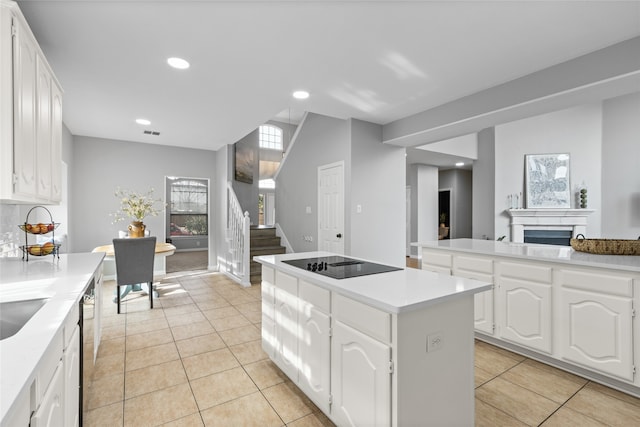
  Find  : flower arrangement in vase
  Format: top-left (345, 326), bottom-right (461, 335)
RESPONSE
top-left (111, 187), bottom-right (164, 237)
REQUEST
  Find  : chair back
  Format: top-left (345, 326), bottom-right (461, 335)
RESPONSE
top-left (112, 237), bottom-right (156, 286)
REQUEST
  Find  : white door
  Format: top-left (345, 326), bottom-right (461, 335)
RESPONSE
top-left (13, 21), bottom-right (38, 198)
top-left (560, 288), bottom-right (634, 381)
top-left (36, 56), bottom-right (52, 199)
top-left (274, 287), bottom-right (299, 382)
top-left (298, 303), bottom-right (331, 413)
top-left (30, 361), bottom-right (64, 427)
top-left (498, 277), bottom-right (552, 354)
top-left (331, 320), bottom-right (391, 427)
top-left (64, 326), bottom-right (80, 427)
top-left (318, 162), bottom-right (345, 254)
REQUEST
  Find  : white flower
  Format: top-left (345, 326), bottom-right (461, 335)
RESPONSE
top-left (111, 187), bottom-right (164, 223)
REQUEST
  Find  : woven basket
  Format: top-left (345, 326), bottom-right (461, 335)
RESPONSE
top-left (570, 235), bottom-right (640, 255)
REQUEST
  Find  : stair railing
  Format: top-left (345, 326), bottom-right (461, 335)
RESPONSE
top-left (226, 182), bottom-right (251, 287)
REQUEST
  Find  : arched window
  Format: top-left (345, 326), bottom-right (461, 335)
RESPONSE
top-left (259, 125), bottom-right (283, 150)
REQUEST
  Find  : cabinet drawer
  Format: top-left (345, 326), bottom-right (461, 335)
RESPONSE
top-left (299, 280), bottom-right (330, 313)
top-left (36, 329), bottom-right (63, 404)
top-left (421, 249), bottom-right (452, 268)
top-left (499, 261), bottom-right (552, 284)
top-left (454, 270), bottom-right (493, 284)
top-left (421, 264), bottom-right (451, 275)
top-left (559, 269), bottom-right (633, 297)
top-left (63, 302), bottom-right (79, 349)
top-left (262, 266), bottom-right (275, 286)
top-left (455, 256), bottom-right (493, 274)
top-left (261, 279), bottom-right (275, 305)
top-left (332, 293), bottom-right (390, 343)
top-left (275, 270), bottom-right (297, 295)
top-left (262, 298), bottom-right (275, 319)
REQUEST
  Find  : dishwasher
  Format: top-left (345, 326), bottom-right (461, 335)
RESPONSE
top-left (79, 277), bottom-right (96, 426)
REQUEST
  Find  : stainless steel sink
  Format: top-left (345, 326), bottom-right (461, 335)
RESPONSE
top-left (0, 298), bottom-right (49, 340)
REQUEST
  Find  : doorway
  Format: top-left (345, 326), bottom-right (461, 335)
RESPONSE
top-left (165, 176), bottom-right (209, 272)
top-left (438, 189), bottom-right (451, 240)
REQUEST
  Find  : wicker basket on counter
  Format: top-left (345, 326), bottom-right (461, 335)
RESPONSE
top-left (570, 234), bottom-right (640, 256)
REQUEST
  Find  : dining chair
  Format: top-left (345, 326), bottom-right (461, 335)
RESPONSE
top-left (112, 236), bottom-right (156, 314)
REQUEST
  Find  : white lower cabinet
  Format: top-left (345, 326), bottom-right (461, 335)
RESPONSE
top-left (263, 268), bottom-right (392, 425)
top-left (330, 320), bottom-right (391, 427)
top-left (497, 277), bottom-right (552, 353)
top-left (421, 246), bottom-right (640, 394)
top-left (453, 255), bottom-right (495, 335)
top-left (496, 261), bottom-right (553, 354)
top-left (559, 269), bottom-right (635, 381)
top-left (30, 361), bottom-right (64, 427)
top-left (273, 271), bottom-right (299, 382)
top-left (64, 326), bottom-right (80, 427)
top-left (297, 280), bottom-right (331, 413)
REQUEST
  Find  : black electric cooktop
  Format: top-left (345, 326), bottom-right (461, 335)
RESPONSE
top-left (282, 256), bottom-right (402, 280)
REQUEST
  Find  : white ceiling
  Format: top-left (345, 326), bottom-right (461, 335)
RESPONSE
top-left (16, 0), bottom-right (640, 157)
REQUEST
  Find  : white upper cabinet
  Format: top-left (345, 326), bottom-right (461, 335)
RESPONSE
top-left (0, 1), bottom-right (63, 204)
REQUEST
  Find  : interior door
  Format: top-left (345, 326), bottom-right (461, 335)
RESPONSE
top-left (318, 162), bottom-right (345, 254)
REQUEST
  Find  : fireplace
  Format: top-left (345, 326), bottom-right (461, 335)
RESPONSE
top-left (507, 208), bottom-right (594, 244)
top-left (523, 229), bottom-right (573, 246)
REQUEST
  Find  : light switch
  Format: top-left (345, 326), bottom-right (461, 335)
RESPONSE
top-left (356, 204), bottom-right (362, 214)
top-left (427, 332), bottom-right (444, 352)
top-left (306, 206), bottom-right (312, 214)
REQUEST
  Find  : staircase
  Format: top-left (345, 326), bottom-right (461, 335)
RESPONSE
top-left (250, 227), bottom-right (286, 284)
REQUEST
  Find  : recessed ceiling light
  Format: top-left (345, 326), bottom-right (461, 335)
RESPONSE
top-left (136, 118), bottom-right (151, 126)
top-left (167, 57), bottom-right (190, 69)
top-left (293, 90), bottom-right (309, 99)
top-left (455, 162), bottom-right (465, 167)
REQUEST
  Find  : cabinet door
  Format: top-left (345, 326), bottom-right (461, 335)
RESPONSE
top-left (12, 18), bottom-right (38, 199)
top-left (560, 288), bottom-right (634, 381)
top-left (274, 287), bottom-right (298, 382)
top-left (331, 320), bottom-right (391, 427)
top-left (30, 361), bottom-right (64, 427)
top-left (64, 326), bottom-right (80, 427)
top-left (497, 277), bottom-right (552, 354)
top-left (454, 270), bottom-right (494, 335)
top-left (50, 82), bottom-right (63, 202)
top-left (36, 55), bottom-right (52, 200)
top-left (298, 302), bottom-right (330, 413)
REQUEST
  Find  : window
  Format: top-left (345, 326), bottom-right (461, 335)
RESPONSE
top-left (168, 178), bottom-right (208, 236)
top-left (259, 179), bottom-right (275, 189)
top-left (259, 125), bottom-right (283, 150)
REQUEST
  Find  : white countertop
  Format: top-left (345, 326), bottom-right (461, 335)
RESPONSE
top-left (0, 253), bottom-right (104, 422)
top-left (414, 239), bottom-right (640, 273)
top-left (253, 251), bottom-right (491, 313)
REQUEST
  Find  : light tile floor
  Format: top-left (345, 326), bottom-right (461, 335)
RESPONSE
top-left (85, 264), bottom-right (640, 426)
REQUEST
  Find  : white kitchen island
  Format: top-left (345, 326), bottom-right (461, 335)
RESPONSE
top-left (254, 251), bottom-right (491, 427)
top-left (415, 238), bottom-right (640, 398)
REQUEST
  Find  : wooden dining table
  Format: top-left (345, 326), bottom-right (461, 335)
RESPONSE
top-left (92, 242), bottom-right (176, 301)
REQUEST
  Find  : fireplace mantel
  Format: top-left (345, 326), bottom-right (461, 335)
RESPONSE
top-left (507, 208), bottom-right (595, 243)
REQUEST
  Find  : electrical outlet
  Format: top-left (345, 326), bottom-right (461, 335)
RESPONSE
top-left (427, 332), bottom-right (444, 353)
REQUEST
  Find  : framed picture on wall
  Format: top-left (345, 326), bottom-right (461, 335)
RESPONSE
top-left (234, 140), bottom-right (254, 184)
top-left (525, 153), bottom-right (571, 208)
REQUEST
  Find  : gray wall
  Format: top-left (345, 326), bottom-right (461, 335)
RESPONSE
top-left (70, 136), bottom-right (217, 267)
top-left (276, 113), bottom-right (350, 253)
top-left (350, 119), bottom-right (405, 267)
top-left (494, 103), bottom-right (603, 241)
top-left (602, 92), bottom-right (640, 238)
top-left (439, 169), bottom-right (472, 239)
top-left (472, 128), bottom-right (496, 239)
